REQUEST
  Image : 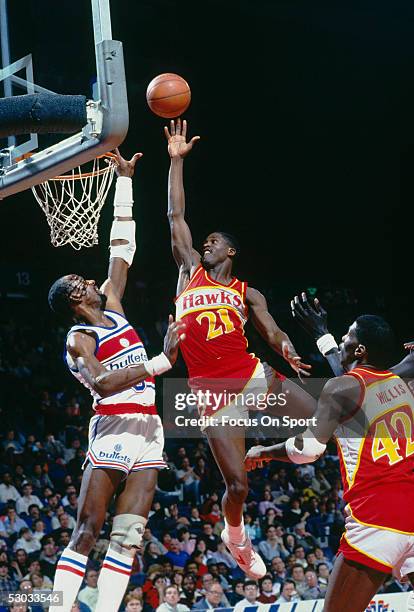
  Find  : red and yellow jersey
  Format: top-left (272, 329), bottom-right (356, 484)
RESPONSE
top-left (175, 265), bottom-right (259, 382)
top-left (335, 366), bottom-right (414, 533)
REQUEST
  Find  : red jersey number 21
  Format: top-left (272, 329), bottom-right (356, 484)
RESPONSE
top-left (196, 308), bottom-right (235, 341)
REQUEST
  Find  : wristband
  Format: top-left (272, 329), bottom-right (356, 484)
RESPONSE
top-left (114, 176), bottom-right (133, 218)
top-left (144, 353), bottom-right (172, 376)
top-left (316, 333), bottom-right (338, 356)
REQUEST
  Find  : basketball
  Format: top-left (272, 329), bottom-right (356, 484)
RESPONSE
top-left (146, 73), bottom-right (191, 118)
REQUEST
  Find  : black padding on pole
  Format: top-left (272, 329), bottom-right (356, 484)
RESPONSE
top-left (0, 94), bottom-right (87, 137)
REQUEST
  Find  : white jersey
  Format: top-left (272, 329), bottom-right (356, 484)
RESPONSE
top-left (65, 309), bottom-right (156, 416)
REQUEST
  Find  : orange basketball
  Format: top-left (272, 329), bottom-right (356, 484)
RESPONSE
top-left (146, 73), bottom-right (191, 118)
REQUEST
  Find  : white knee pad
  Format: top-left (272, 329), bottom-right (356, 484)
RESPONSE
top-left (110, 514), bottom-right (147, 551)
top-left (285, 430), bottom-right (326, 464)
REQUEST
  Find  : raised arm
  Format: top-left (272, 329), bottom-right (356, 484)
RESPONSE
top-left (100, 148), bottom-right (143, 313)
top-left (291, 293), bottom-right (345, 376)
top-left (67, 315), bottom-right (186, 397)
top-left (164, 119), bottom-right (201, 292)
top-left (245, 375), bottom-right (360, 470)
top-left (246, 286), bottom-right (311, 377)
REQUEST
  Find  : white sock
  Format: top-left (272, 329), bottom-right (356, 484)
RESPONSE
top-left (225, 517), bottom-right (246, 545)
top-left (95, 545), bottom-right (134, 612)
top-left (49, 547), bottom-right (88, 612)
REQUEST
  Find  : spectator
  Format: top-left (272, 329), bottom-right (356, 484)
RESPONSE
top-left (10, 549), bottom-right (29, 581)
top-left (283, 499), bottom-right (307, 528)
top-left (144, 542), bottom-right (165, 569)
top-left (177, 458), bottom-right (201, 504)
top-left (16, 483), bottom-right (44, 515)
top-left (0, 472), bottom-right (21, 504)
top-left (210, 542), bottom-right (236, 569)
top-left (291, 564), bottom-right (307, 597)
top-left (78, 568), bottom-right (99, 611)
top-left (302, 569), bottom-right (327, 600)
top-left (124, 594), bottom-right (143, 611)
top-left (244, 513), bottom-right (261, 543)
top-left (293, 545), bottom-right (308, 569)
top-left (257, 575), bottom-right (279, 603)
top-left (0, 560), bottom-right (18, 596)
top-left (30, 570), bottom-right (53, 592)
top-left (31, 518), bottom-right (47, 541)
top-left (189, 508), bottom-right (202, 533)
top-left (191, 582), bottom-right (226, 610)
top-left (30, 464), bottom-right (54, 492)
top-left (63, 438), bottom-right (82, 463)
top-left (317, 562), bottom-right (330, 589)
top-left (178, 528), bottom-right (196, 556)
top-left (13, 527), bottom-right (41, 554)
top-left (276, 580), bottom-right (301, 604)
top-left (258, 490), bottom-right (280, 516)
top-left (0, 507), bottom-right (28, 537)
top-left (233, 581), bottom-right (259, 612)
top-left (258, 525), bottom-right (287, 562)
top-left (165, 539), bottom-right (190, 569)
top-left (39, 537), bottom-right (58, 579)
top-left (199, 523), bottom-right (220, 553)
top-left (180, 574), bottom-right (197, 608)
top-left (157, 584), bottom-right (190, 612)
top-left (282, 533), bottom-right (297, 557)
top-left (271, 557), bottom-right (287, 586)
top-left (293, 522), bottom-right (318, 552)
top-left (145, 573), bottom-right (167, 610)
top-left (2, 430), bottom-right (24, 454)
top-left (43, 434), bottom-right (66, 461)
top-left (227, 580), bottom-right (245, 606)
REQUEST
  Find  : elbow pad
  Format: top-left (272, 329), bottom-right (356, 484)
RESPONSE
top-left (109, 220), bottom-right (136, 267)
top-left (285, 431), bottom-right (326, 464)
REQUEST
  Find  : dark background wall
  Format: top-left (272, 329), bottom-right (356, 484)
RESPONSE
top-left (1, 0), bottom-right (413, 363)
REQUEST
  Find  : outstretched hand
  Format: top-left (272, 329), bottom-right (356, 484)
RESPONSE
top-left (282, 342), bottom-right (312, 378)
top-left (404, 340), bottom-right (414, 351)
top-left (112, 148), bottom-right (143, 178)
top-left (164, 118), bottom-right (200, 158)
top-left (291, 292), bottom-right (328, 340)
top-left (163, 314), bottom-right (186, 365)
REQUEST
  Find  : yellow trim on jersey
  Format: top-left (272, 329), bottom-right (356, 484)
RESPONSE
top-left (176, 304), bottom-right (247, 323)
top-left (179, 284), bottom-right (244, 299)
top-left (355, 368), bottom-right (395, 378)
top-left (366, 402), bottom-right (413, 428)
top-left (343, 532), bottom-right (393, 568)
top-left (348, 504), bottom-right (414, 536)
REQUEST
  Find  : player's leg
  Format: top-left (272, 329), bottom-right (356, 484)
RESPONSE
top-left (95, 468), bottom-right (158, 612)
top-left (50, 464), bottom-right (124, 612)
top-left (323, 553), bottom-right (388, 612)
top-left (207, 425), bottom-right (266, 578)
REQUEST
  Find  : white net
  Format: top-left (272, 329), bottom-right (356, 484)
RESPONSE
top-left (31, 155), bottom-right (116, 250)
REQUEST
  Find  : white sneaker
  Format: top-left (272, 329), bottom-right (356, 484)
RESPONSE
top-left (221, 529), bottom-right (267, 579)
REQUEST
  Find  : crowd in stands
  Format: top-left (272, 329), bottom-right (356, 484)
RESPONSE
top-left (0, 292), bottom-right (411, 611)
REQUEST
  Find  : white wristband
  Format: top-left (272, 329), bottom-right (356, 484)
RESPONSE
top-left (144, 353), bottom-right (172, 376)
top-left (114, 176), bottom-right (133, 218)
top-left (316, 333), bottom-right (338, 356)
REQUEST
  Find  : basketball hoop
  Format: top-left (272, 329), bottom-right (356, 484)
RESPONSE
top-left (31, 153), bottom-right (117, 249)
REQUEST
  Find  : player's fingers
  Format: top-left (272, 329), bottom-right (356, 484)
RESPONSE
top-left (164, 126), bottom-right (172, 140)
top-left (190, 136), bottom-right (201, 147)
top-left (298, 368), bottom-right (311, 377)
top-left (130, 152), bottom-right (143, 166)
top-left (299, 362), bottom-right (312, 369)
top-left (168, 314), bottom-right (174, 325)
top-left (176, 117), bottom-right (181, 134)
top-left (182, 119), bottom-right (187, 138)
top-left (170, 120), bottom-right (175, 136)
top-left (293, 295), bottom-right (307, 318)
top-left (179, 333), bottom-right (186, 341)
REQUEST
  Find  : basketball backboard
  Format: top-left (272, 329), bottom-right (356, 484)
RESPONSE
top-left (0, 0), bottom-right (129, 199)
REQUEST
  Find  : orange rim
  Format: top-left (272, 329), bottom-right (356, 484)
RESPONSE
top-left (49, 152), bottom-right (117, 181)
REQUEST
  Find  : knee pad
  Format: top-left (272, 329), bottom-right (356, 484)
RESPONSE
top-left (110, 514), bottom-right (147, 550)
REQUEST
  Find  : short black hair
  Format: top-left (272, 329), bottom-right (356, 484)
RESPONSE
top-left (355, 315), bottom-right (395, 369)
top-left (48, 275), bottom-right (76, 321)
top-left (216, 231), bottom-right (240, 256)
top-left (244, 580), bottom-right (258, 588)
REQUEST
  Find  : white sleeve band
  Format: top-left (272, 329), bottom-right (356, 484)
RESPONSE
top-left (285, 431), bottom-right (327, 464)
top-left (114, 176), bottom-right (133, 218)
top-left (109, 220), bottom-right (136, 267)
top-left (144, 353), bottom-right (172, 376)
top-left (316, 333), bottom-right (338, 355)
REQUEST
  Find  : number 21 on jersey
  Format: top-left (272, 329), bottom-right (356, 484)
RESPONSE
top-left (196, 308), bottom-right (235, 341)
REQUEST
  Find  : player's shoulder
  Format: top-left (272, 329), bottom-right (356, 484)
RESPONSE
top-left (66, 329), bottom-right (97, 357)
top-left (322, 374), bottom-right (363, 420)
top-left (245, 286), bottom-right (264, 303)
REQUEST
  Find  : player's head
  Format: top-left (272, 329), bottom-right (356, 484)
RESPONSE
top-left (201, 232), bottom-right (239, 270)
top-left (339, 314), bottom-right (395, 369)
top-left (48, 274), bottom-right (106, 323)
